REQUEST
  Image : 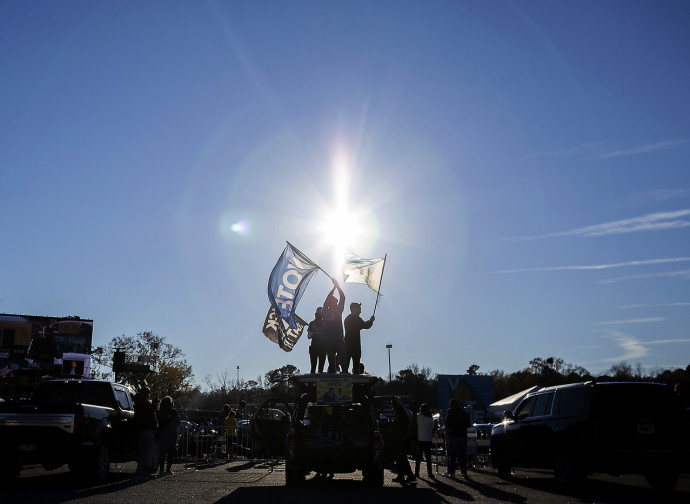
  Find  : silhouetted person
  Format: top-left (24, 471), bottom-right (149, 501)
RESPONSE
top-left (343, 302), bottom-right (374, 373)
top-left (156, 395), bottom-right (180, 475)
top-left (134, 386), bottom-right (158, 478)
top-left (443, 398), bottom-right (470, 479)
top-left (322, 278), bottom-right (345, 373)
top-left (307, 306), bottom-right (326, 373)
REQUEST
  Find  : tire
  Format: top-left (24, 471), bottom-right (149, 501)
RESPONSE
top-left (645, 470), bottom-right (679, 492)
top-left (554, 452), bottom-right (585, 485)
top-left (496, 461), bottom-right (512, 479)
top-left (363, 465), bottom-right (384, 487)
top-left (87, 443), bottom-right (111, 483)
top-left (285, 464), bottom-right (304, 487)
top-left (0, 458), bottom-right (21, 482)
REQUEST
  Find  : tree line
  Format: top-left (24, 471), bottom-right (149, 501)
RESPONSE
top-left (92, 332), bottom-right (690, 413)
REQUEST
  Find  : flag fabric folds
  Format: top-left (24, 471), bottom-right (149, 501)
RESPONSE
top-left (342, 253), bottom-right (385, 293)
top-left (262, 305), bottom-right (307, 352)
top-left (268, 243), bottom-right (318, 329)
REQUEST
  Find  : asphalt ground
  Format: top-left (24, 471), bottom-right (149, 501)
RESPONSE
top-left (3, 460), bottom-right (689, 504)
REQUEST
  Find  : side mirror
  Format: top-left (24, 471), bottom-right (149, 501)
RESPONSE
top-left (503, 411), bottom-right (514, 421)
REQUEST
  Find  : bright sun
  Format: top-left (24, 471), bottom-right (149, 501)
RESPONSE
top-left (314, 152), bottom-right (375, 270)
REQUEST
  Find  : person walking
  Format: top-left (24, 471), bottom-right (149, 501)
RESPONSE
top-left (415, 403), bottom-right (435, 479)
top-left (443, 398), bottom-right (471, 479)
top-left (156, 395), bottom-right (180, 476)
top-left (307, 306), bottom-right (326, 373)
top-left (322, 278), bottom-right (345, 373)
top-left (224, 409), bottom-right (238, 458)
top-left (133, 386), bottom-right (158, 479)
top-left (343, 302), bottom-right (374, 374)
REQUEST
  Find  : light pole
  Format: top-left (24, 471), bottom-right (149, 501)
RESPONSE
top-left (386, 344), bottom-right (392, 382)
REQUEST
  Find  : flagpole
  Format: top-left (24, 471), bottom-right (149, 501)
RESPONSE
top-left (285, 241), bottom-right (333, 280)
top-left (372, 253), bottom-right (387, 318)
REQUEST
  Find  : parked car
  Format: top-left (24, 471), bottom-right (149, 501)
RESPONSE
top-left (285, 373), bottom-right (385, 486)
top-left (250, 396), bottom-right (296, 458)
top-left (490, 381), bottom-right (690, 491)
top-left (0, 379), bottom-right (138, 482)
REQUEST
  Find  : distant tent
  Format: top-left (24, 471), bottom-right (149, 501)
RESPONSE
top-left (488, 386), bottom-right (540, 414)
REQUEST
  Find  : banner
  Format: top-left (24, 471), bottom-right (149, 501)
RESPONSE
top-left (342, 253), bottom-right (385, 293)
top-left (316, 377), bottom-right (353, 403)
top-left (268, 243), bottom-right (318, 329)
top-left (262, 305), bottom-right (307, 352)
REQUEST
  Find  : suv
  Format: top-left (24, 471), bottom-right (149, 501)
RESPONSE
top-left (285, 373), bottom-right (385, 486)
top-left (490, 381), bottom-right (690, 491)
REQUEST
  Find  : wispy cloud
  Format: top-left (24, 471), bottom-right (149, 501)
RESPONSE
top-left (597, 269), bottom-right (690, 284)
top-left (503, 209), bottom-right (690, 241)
top-left (492, 257), bottom-right (690, 275)
top-left (619, 302), bottom-right (690, 309)
top-left (533, 142), bottom-right (602, 159)
top-left (598, 139), bottom-right (688, 160)
top-left (628, 189), bottom-right (690, 204)
top-left (595, 317), bottom-right (665, 326)
top-left (582, 333), bottom-right (690, 364)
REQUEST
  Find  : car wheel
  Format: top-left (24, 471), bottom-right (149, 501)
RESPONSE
top-left (285, 464), bottom-right (304, 486)
top-left (645, 470), bottom-right (678, 492)
top-left (554, 452), bottom-right (584, 485)
top-left (0, 458), bottom-right (21, 482)
top-left (363, 464), bottom-right (384, 487)
top-left (87, 443), bottom-right (111, 483)
top-left (496, 461), bottom-right (512, 479)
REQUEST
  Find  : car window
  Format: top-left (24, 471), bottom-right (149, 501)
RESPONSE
top-left (554, 387), bottom-right (591, 416)
top-left (531, 392), bottom-right (554, 417)
top-left (115, 388), bottom-right (132, 410)
top-left (515, 396), bottom-right (534, 420)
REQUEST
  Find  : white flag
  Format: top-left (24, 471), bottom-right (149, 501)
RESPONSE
top-left (342, 253), bottom-right (386, 293)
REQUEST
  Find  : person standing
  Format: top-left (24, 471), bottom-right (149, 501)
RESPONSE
top-left (443, 398), bottom-right (471, 479)
top-left (415, 403), bottom-right (435, 479)
top-left (224, 409), bottom-right (239, 458)
top-left (156, 395), bottom-right (180, 476)
top-left (307, 306), bottom-right (326, 373)
top-left (322, 278), bottom-right (345, 373)
top-left (343, 302), bottom-right (374, 374)
top-left (133, 386), bottom-right (158, 479)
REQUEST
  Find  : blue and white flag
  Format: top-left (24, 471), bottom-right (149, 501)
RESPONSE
top-left (342, 253), bottom-right (386, 293)
top-left (262, 305), bottom-right (307, 352)
top-left (268, 243), bottom-right (318, 329)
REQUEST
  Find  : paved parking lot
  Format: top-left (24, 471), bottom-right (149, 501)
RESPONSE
top-left (4, 460), bottom-right (689, 504)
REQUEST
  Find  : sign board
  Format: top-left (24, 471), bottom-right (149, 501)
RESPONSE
top-left (316, 377), bottom-right (353, 403)
top-left (438, 374), bottom-right (495, 422)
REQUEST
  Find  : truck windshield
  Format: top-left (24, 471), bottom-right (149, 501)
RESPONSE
top-left (33, 381), bottom-right (115, 408)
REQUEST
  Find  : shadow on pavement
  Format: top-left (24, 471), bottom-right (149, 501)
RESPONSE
top-left (224, 485), bottom-right (444, 504)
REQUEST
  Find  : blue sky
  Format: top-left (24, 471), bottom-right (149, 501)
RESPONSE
top-left (2, 1), bottom-right (689, 388)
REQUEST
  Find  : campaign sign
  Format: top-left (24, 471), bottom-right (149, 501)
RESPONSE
top-left (316, 377), bottom-right (353, 403)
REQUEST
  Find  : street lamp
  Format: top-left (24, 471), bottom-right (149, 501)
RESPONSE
top-left (386, 344), bottom-right (392, 382)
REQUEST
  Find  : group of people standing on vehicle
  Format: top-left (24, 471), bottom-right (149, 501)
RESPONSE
top-left (307, 278), bottom-right (375, 374)
top-left (133, 386), bottom-right (181, 479)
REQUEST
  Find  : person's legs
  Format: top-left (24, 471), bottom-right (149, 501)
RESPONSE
top-left (446, 436), bottom-right (458, 476)
top-left (423, 441), bottom-right (433, 476)
top-left (309, 345), bottom-right (317, 374)
top-left (351, 348), bottom-right (361, 375)
top-left (459, 436), bottom-right (468, 475)
top-left (326, 341), bottom-right (336, 372)
top-left (317, 347), bottom-right (326, 372)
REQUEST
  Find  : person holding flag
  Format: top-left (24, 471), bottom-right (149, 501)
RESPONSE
top-left (322, 278), bottom-right (346, 373)
top-left (343, 301), bottom-right (374, 374)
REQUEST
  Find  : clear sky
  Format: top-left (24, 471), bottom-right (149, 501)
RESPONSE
top-left (2, 1), bottom-right (689, 388)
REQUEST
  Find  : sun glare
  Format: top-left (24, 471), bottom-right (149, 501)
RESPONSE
top-left (314, 150), bottom-right (378, 271)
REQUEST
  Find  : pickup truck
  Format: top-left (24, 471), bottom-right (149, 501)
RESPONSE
top-left (0, 379), bottom-right (138, 482)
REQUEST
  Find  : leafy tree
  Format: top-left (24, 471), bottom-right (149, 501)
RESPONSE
top-left (264, 364), bottom-right (300, 395)
top-left (92, 331), bottom-right (194, 405)
top-left (467, 364), bottom-right (480, 375)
